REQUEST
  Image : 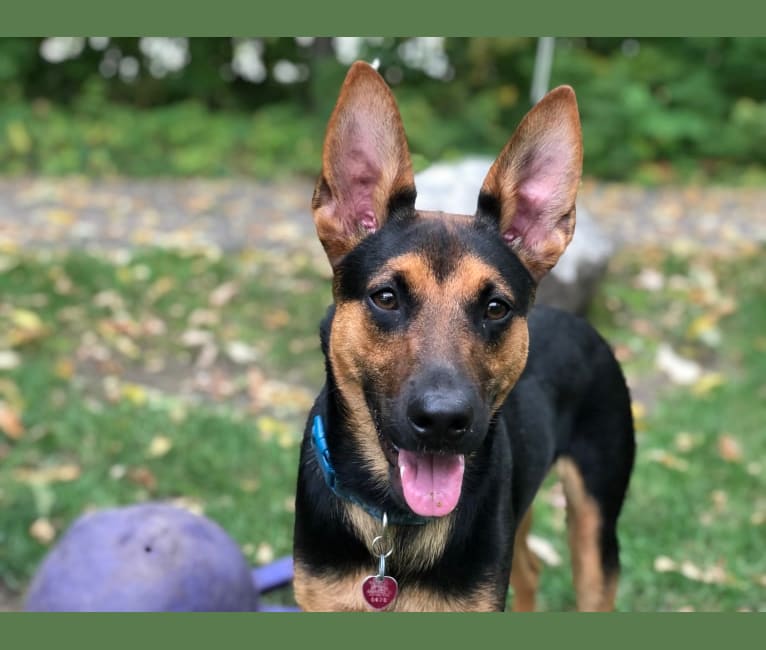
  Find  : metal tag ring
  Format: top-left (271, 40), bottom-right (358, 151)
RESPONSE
top-left (371, 535), bottom-right (394, 558)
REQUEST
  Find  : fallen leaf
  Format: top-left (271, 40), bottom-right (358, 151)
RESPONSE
top-left (195, 343), bottom-right (219, 369)
top-left (7, 121), bottom-right (31, 154)
top-left (45, 209), bottom-right (76, 226)
top-left (188, 309), bottom-right (219, 327)
top-left (114, 335), bottom-right (141, 359)
top-left (264, 309), bottom-right (290, 330)
top-left (634, 268), bottom-right (664, 292)
top-left (717, 434), bottom-right (743, 463)
top-left (54, 357), bottom-right (75, 379)
top-left (247, 368), bottom-right (266, 410)
top-left (209, 281), bottom-right (239, 307)
top-left (128, 466), bottom-right (158, 491)
top-left (109, 464), bottom-right (127, 480)
top-left (710, 490), bottom-right (727, 512)
top-left (687, 314), bottom-right (719, 341)
top-left (0, 401), bottom-right (24, 440)
top-left (746, 462), bottom-right (762, 477)
top-left (9, 308), bottom-right (48, 346)
top-left (225, 341), bottom-right (259, 365)
top-left (646, 448), bottom-right (689, 472)
top-left (14, 464), bottom-right (81, 484)
top-left (674, 431), bottom-right (698, 453)
top-left (656, 343), bottom-right (702, 385)
top-left (181, 329), bottom-right (213, 347)
top-left (146, 276), bottom-right (175, 302)
top-left (121, 383), bottom-right (148, 406)
top-left (168, 497), bottom-right (205, 516)
top-left (0, 350), bottom-right (21, 370)
top-left (691, 373), bottom-right (724, 396)
top-left (527, 534), bottom-right (562, 567)
top-left (255, 542), bottom-right (275, 565)
top-left (147, 435), bottom-right (173, 458)
top-left (29, 517), bottom-right (56, 545)
top-left (654, 556), bottom-right (677, 573)
top-left (141, 317), bottom-right (166, 337)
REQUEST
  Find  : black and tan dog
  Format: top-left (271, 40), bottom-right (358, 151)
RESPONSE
top-left (292, 62), bottom-right (635, 612)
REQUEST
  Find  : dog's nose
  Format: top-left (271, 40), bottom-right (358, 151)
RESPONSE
top-left (407, 390), bottom-right (474, 443)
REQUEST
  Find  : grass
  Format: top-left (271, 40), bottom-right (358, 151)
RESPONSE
top-left (1, 243), bottom-right (764, 611)
top-left (0, 246), bottom-right (331, 598)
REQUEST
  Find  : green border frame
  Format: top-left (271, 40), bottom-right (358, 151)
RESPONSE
top-left (1, 0), bottom-right (765, 35)
top-left (1, 1), bottom-right (765, 646)
top-left (2, 612), bottom-right (765, 649)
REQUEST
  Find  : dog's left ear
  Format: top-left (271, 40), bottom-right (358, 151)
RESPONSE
top-left (478, 86), bottom-right (583, 282)
top-left (312, 61), bottom-right (416, 267)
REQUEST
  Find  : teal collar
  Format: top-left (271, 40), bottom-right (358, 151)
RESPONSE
top-left (310, 415), bottom-right (429, 526)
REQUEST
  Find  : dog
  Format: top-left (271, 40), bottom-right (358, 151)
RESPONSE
top-left (292, 61), bottom-right (635, 612)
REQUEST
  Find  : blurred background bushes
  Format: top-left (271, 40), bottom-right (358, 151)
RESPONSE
top-left (0, 37), bottom-right (764, 183)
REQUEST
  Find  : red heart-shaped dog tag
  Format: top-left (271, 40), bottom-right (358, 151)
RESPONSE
top-left (362, 575), bottom-right (398, 611)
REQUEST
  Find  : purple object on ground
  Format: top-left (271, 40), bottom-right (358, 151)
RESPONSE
top-left (24, 503), bottom-right (260, 612)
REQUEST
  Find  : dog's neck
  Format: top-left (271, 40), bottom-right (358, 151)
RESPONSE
top-left (310, 414), bottom-right (429, 526)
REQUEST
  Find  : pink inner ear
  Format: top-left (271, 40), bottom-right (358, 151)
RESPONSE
top-left (333, 125), bottom-right (383, 236)
top-left (501, 141), bottom-right (575, 251)
top-left (502, 178), bottom-right (554, 248)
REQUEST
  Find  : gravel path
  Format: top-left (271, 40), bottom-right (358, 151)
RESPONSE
top-left (1, 177), bottom-right (764, 256)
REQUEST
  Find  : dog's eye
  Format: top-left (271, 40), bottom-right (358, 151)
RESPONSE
top-left (370, 289), bottom-right (399, 311)
top-left (485, 299), bottom-right (510, 321)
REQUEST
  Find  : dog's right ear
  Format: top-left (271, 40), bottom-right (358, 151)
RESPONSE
top-left (312, 61), bottom-right (416, 267)
top-left (478, 86), bottom-right (583, 283)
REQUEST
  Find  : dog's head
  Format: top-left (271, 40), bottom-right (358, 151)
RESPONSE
top-left (312, 62), bottom-right (582, 518)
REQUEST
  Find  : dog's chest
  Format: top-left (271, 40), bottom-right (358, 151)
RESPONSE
top-left (293, 564), bottom-right (500, 612)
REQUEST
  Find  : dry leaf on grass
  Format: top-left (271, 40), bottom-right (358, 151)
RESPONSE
top-left (527, 535), bottom-right (562, 567)
top-left (14, 464), bottom-right (81, 484)
top-left (128, 466), bottom-right (158, 491)
top-left (209, 281), bottom-right (239, 307)
top-left (255, 543), bottom-right (275, 565)
top-left (0, 402), bottom-right (24, 440)
top-left (147, 435), bottom-right (173, 458)
top-left (654, 556), bottom-right (677, 573)
top-left (29, 518), bottom-right (56, 545)
top-left (717, 434), bottom-right (743, 463)
top-left (0, 350), bottom-right (21, 370)
top-left (656, 344), bottom-right (702, 385)
top-left (654, 556), bottom-right (729, 585)
top-left (646, 449), bottom-right (689, 472)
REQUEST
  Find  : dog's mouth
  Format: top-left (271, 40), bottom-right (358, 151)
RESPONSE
top-left (378, 431), bottom-right (465, 518)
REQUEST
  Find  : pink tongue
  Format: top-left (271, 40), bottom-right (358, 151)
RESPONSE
top-left (397, 450), bottom-right (465, 517)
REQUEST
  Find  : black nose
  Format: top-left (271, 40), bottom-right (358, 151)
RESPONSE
top-left (407, 390), bottom-right (474, 443)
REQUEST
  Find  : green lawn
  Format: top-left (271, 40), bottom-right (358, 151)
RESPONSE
top-left (1, 243), bottom-right (764, 611)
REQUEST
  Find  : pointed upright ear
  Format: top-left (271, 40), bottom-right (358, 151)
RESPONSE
top-left (312, 61), bottom-right (416, 267)
top-left (478, 85), bottom-right (583, 283)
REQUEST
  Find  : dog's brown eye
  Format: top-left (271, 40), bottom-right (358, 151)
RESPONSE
top-left (485, 299), bottom-right (510, 321)
top-left (371, 289), bottom-right (399, 311)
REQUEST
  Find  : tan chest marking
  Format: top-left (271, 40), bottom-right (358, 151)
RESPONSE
top-left (294, 563), bottom-right (498, 612)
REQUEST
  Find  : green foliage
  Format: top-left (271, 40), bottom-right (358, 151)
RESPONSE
top-left (0, 37), bottom-right (765, 183)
